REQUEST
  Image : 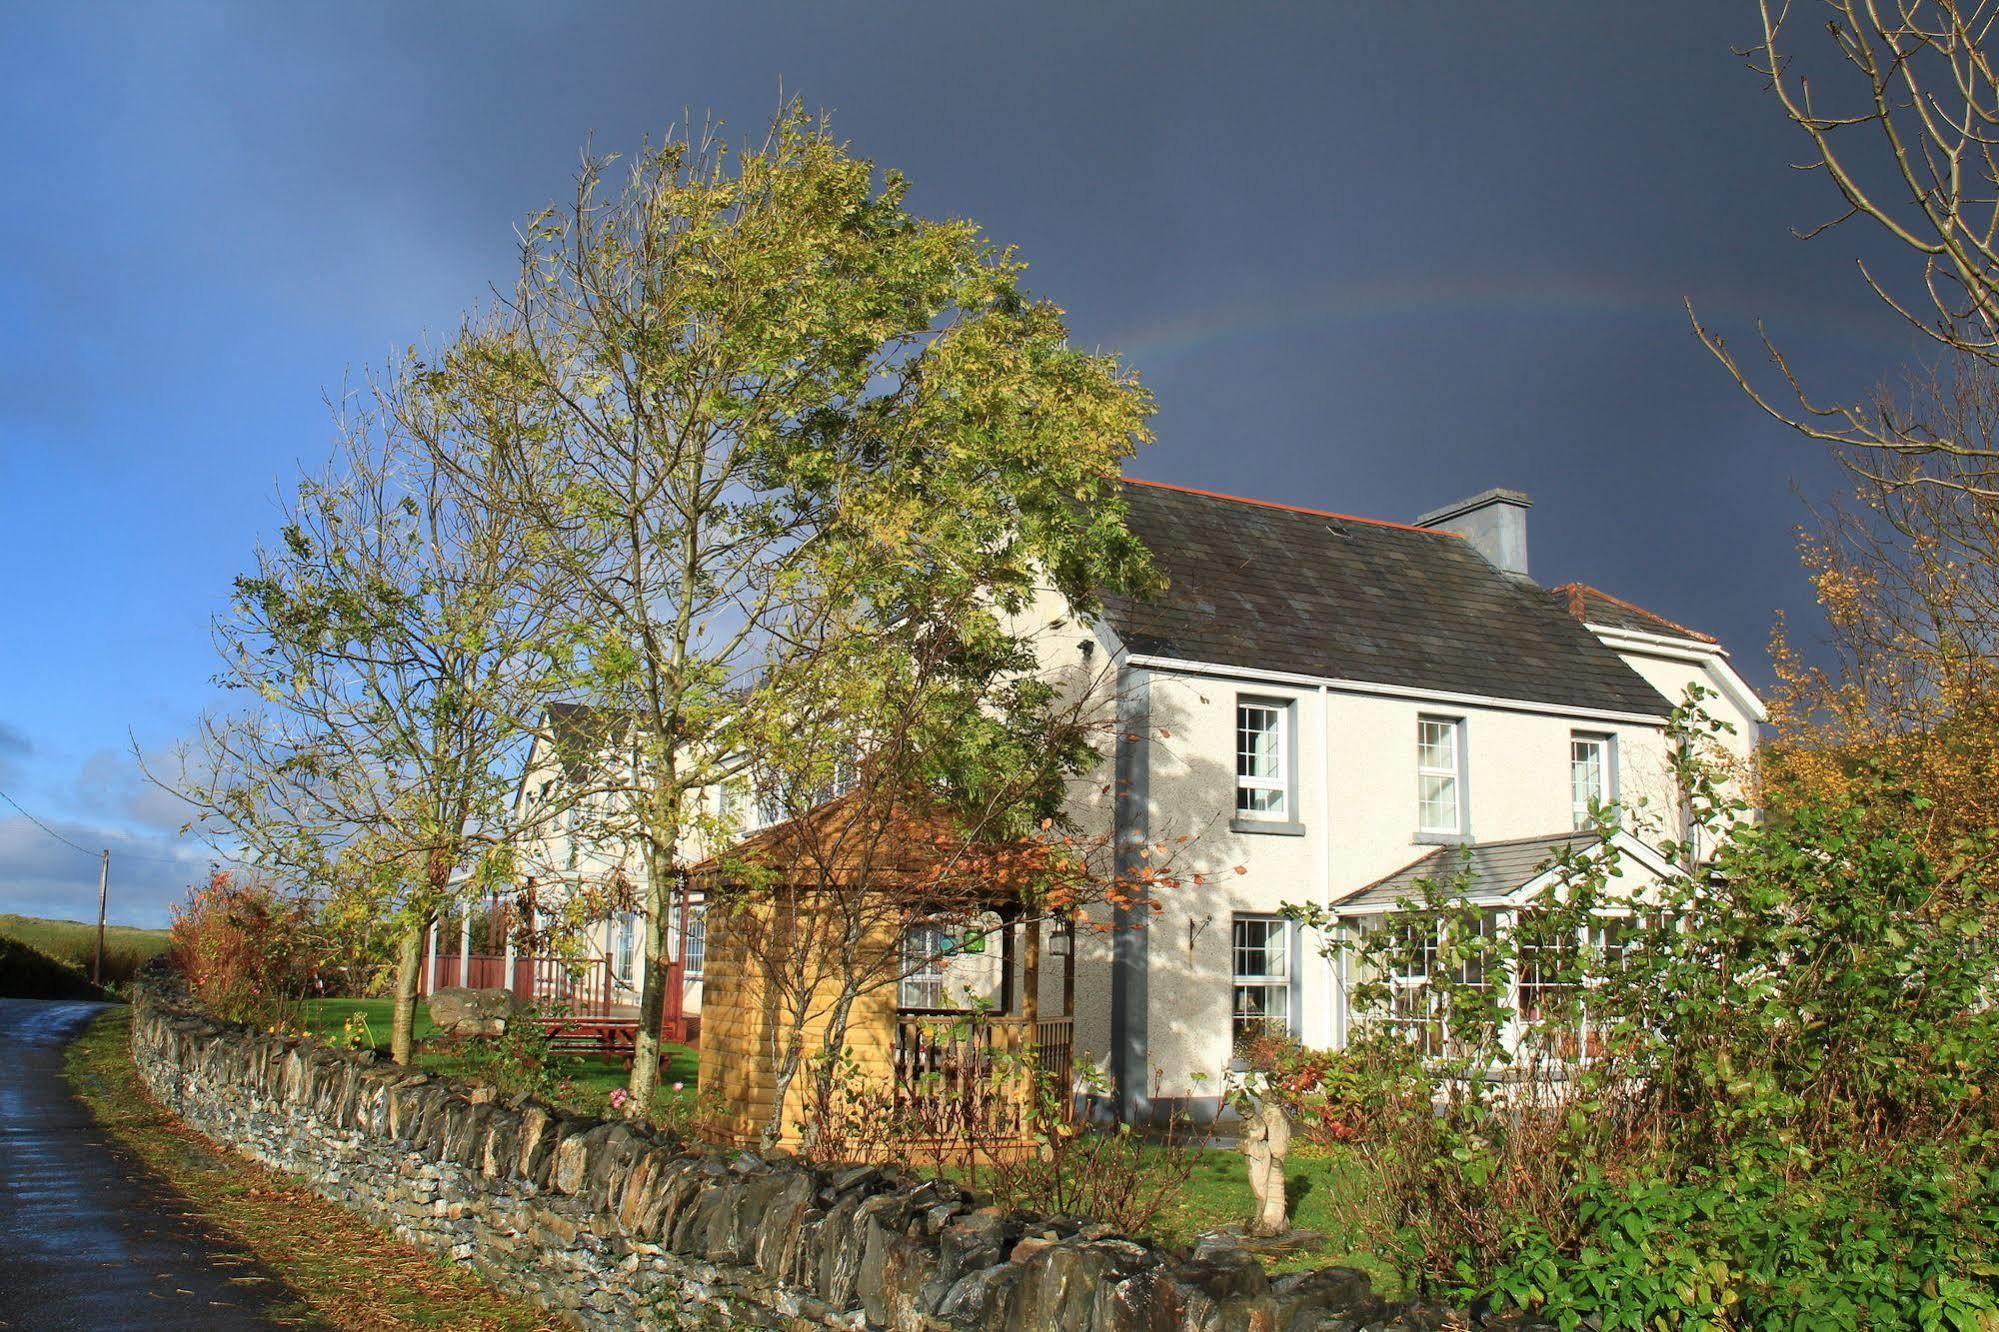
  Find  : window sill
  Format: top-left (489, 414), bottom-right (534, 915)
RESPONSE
top-left (1231, 817), bottom-right (1306, 837)
top-left (1413, 831), bottom-right (1471, 847)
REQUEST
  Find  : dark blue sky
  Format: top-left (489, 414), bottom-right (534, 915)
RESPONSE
top-left (0, 3), bottom-right (1911, 924)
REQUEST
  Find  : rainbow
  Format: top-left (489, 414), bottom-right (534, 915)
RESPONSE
top-left (1099, 269), bottom-right (1913, 367)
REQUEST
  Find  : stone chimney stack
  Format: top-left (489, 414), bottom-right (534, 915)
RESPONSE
top-left (1415, 488), bottom-right (1532, 578)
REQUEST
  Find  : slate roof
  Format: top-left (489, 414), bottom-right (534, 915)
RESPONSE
top-left (1101, 481), bottom-right (1675, 717)
top-left (1550, 582), bottom-right (1717, 645)
top-left (1337, 831), bottom-right (1600, 911)
top-left (541, 701), bottom-right (627, 779)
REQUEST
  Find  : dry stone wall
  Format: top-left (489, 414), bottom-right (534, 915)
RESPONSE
top-left (128, 986), bottom-right (1470, 1331)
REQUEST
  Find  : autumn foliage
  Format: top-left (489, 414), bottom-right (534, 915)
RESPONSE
top-left (168, 870), bottom-right (312, 1025)
top-left (1764, 443), bottom-right (1999, 877)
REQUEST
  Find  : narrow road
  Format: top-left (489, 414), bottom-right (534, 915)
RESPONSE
top-left (0, 999), bottom-right (297, 1330)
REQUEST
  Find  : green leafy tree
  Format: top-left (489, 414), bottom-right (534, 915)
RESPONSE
top-left (166, 362), bottom-right (563, 1064)
top-left (444, 103), bottom-right (1155, 1113)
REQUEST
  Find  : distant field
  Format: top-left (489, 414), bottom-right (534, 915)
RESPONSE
top-left (0, 934), bottom-right (106, 1000)
top-left (0, 912), bottom-right (170, 987)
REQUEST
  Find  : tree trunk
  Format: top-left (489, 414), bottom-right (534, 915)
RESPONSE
top-left (625, 846), bottom-right (674, 1114)
top-left (390, 921), bottom-right (427, 1066)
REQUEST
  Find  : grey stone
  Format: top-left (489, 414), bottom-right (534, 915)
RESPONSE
top-left (125, 979), bottom-right (1437, 1332)
top-left (426, 986), bottom-right (519, 1035)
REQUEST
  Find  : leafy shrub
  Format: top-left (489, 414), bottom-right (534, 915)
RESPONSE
top-left (168, 870), bottom-right (312, 1026)
top-left (1287, 693), bottom-right (1999, 1325)
top-left (1231, 1029), bottom-right (1370, 1145)
top-left (975, 1064), bottom-right (1207, 1237)
top-left (448, 1005), bottom-right (569, 1101)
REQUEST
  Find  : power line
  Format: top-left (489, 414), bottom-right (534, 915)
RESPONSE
top-left (0, 784), bottom-right (97, 856)
top-left (0, 784), bottom-right (201, 866)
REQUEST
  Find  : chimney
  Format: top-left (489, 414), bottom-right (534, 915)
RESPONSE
top-left (1415, 488), bottom-right (1532, 578)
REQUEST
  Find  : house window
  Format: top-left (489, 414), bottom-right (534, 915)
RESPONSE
top-left (1235, 699), bottom-right (1289, 818)
top-left (899, 923), bottom-right (952, 1010)
top-left (1384, 919), bottom-right (1443, 1056)
top-left (615, 912), bottom-right (637, 982)
top-left (1417, 716), bottom-right (1464, 835)
top-left (665, 901), bottom-right (706, 976)
top-left (1515, 911), bottom-right (1579, 1032)
top-left (1231, 915), bottom-right (1292, 1044)
top-left (1570, 734), bottom-right (1614, 829)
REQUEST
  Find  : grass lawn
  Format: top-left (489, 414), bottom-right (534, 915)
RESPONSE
top-left (1152, 1145), bottom-right (1403, 1293)
top-left (293, 997), bottom-right (698, 1120)
top-left (66, 1006), bottom-right (557, 1331)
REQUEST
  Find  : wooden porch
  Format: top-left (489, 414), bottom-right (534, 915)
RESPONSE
top-left (892, 1010), bottom-right (1075, 1144)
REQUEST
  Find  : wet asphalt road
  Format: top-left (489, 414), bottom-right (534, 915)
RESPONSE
top-left (0, 998), bottom-right (296, 1330)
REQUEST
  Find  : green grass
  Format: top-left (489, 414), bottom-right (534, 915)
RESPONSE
top-left (1152, 1145), bottom-right (1402, 1290)
top-left (293, 997), bottom-right (698, 1119)
top-left (65, 1006), bottom-right (556, 1330)
top-left (0, 933), bottom-right (107, 1000)
top-left (0, 911), bottom-right (169, 988)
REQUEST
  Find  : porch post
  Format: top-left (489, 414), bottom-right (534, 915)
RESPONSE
top-left (1021, 915), bottom-right (1041, 1029)
top-left (1500, 909), bottom-right (1521, 1056)
top-left (426, 918), bottom-right (440, 993)
top-left (459, 908), bottom-right (472, 983)
top-left (1061, 918), bottom-right (1076, 1019)
top-left (502, 897), bottom-right (518, 999)
top-left (998, 911), bottom-right (1016, 1016)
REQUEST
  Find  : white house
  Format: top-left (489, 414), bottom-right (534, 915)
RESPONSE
top-left (1029, 479), bottom-right (1763, 1124)
top-left (441, 475), bottom-right (1762, 1122)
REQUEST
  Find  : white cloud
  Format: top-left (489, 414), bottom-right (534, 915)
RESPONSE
top-left (0, 815), bottom-right (210, 929)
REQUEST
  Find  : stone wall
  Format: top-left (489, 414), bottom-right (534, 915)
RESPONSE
top-left (128, 987), bottom-right (1447, 1331)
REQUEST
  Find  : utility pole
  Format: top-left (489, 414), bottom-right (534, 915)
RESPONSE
top-left (93, 849), bottom-right (109, 986)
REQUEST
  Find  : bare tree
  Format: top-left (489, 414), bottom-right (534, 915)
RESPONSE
top-left (1698, 0), bottom-right (1999, 496)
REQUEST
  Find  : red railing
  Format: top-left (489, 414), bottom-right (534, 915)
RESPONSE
top-left (421, 948), bottom-right (700, 1044)
top-left (423, 951), bottom-right (616, 1019)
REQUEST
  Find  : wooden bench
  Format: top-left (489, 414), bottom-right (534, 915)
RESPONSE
top-left (537, 1016), bottom-right (640, 1061)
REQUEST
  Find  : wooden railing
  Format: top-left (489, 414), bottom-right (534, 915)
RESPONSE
top-left (424, 952), bottom-right (616, 1019)
top-left (891, 1011), bottom-right (1075, 1141)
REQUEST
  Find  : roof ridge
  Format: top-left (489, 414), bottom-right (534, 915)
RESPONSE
top-left (1551, 581), bottom-right (1717, 644)
top-left (1463, 829), bottom-right (1601, 850)
top-left (1123, 477), bottom-right (1461, 538)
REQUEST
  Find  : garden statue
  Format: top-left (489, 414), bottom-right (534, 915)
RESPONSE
top-left (1240, 1096), bottom-right (1291, 1238)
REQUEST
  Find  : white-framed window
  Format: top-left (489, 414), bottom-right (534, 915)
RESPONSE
top-left (898, 923), bottom-right (952, 1010)
top-left (669, 901), bottom-right (706, 976)
top-left (1417, 716), bottom-right (1465, 835)
top-left (1384, 918), bottom-right (1443, 1055)
top-left (615, 911), bottom-right (637, 983)
top-left (1231, 915), bottom-right (1292, 1043)
top-left (1515, 910), bottom-right (1579, 1031)
top-left (754, 784), bottom-right (786, 830)
top-left (1235, 699), bottom-right (1290, 818)
top-left (1570, 733), bottom-right (1614, 829)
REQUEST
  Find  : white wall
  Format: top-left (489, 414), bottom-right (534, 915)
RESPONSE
top-left (1119, 664), bottom-right (1689, 1101)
